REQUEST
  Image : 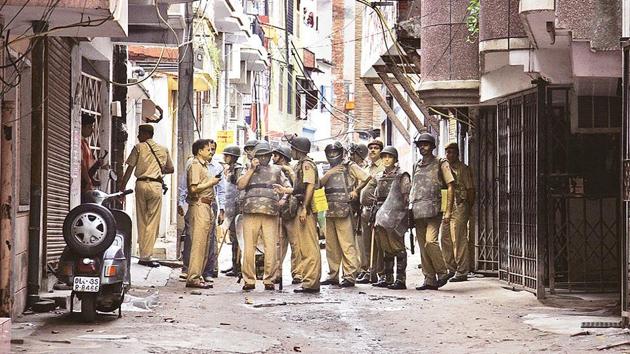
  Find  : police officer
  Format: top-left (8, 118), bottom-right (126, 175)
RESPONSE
top-left (275, 136), bottom-right (322, 293)
top-left (356, 139), bottom-right (386, 284)
top-left (120, 124), bottom-right (174, 267)
top-left (320, 142), bottom-right (369, 287)
top-left (410, 133), bottom-right (455, 290)
top-left (440, 142), bottom-right (475, 282)
top-left (371, 147), bottom-right (411, 289)
top-left (243, 139), bottom-right (259, 166)
top-left (237, 142), bottom-right (290, 291)
top-left (186, 139), bottom-right (221, 288)
top-left (272, 146), bottom-right (303, 284)
top-left (221, 145), bottom-right (243, 277)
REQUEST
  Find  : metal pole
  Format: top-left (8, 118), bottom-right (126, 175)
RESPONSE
top-left (177, 2), bottom-right (194, 258)
top-left (27, 21), bottom-right (48, 305)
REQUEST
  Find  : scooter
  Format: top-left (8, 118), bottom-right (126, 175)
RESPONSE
top-left (55, 188), bottom-right (133, 322)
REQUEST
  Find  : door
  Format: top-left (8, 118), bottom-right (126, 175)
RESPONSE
top-left (43, 37), bottom-right (73, 264)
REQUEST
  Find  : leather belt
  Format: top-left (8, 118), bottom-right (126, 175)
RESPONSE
top-left (325, 187), bottom-right (346, 194)
top-left (200, 196), bottom-right (214, 205)
top-left (137, 177), bottom-right (162, 183)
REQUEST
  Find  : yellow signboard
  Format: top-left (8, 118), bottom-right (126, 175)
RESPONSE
top-left (216, 130), bottom-right (235, 154)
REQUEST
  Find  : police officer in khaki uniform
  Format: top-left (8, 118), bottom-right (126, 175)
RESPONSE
top-left (237, 141), bottom-right (290, 291)
top-left (273, 146), bottom-right (304, 284)
top-left (372, 147), bottom-right (412, 289)
top-left (356, 139), bottom-right (386, 284)
top-left (410, 133), bottom-right (455, 290)
top-left (186, 139), bottom-right (220, 288)
top-left (440, 142), bottom-right (476, 282)
top-left (320, 142), bottom-right (369, 287)
top-left (275, 136), bottom-right (322, 293)
top-left (120, 124), bottom-right (174, 267)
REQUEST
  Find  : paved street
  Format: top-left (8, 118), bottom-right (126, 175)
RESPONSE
top-left (9, 249), bottom-right (629, 353)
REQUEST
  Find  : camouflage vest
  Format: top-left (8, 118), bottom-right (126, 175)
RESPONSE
top-left (375, 167), bottom-right (410, 238)
top-left (224, 163), bottom-right (242, 219)
top-left (324, 162), bottom-right (354, 218)
top-left (242, 165), bottom-right (283, 215)
top-left (292, 157), bottom-right (319, 204)
top-left (450, 162), bottom-right (468, 204)
top-left (410, 157), bottom-right (444, 219)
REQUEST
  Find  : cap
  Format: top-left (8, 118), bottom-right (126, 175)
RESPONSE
top-left (367, 139), bottom-right (384, 150)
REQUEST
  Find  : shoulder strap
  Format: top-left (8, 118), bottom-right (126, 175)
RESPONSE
top-left (146, 142), bottom-right (164, 178)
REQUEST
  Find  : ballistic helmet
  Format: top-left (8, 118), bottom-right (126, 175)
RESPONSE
top-left (273, 146), bottom-right (292, 162)
top-left (223, 145), bottom-right (241, 157)
top-left (244, 139), bottom-right (259, 149)
top-left (324, 142), bottom-right (345, 167)
top-left (289, 136), bottom-right (311, 153)
top-left (253, 141), bottom-right (272, 156)
top-left (414, 133), bottom-right (436, 147)
top-left (350, 143), bottom-right (369, 160)
top-left (381, 146), bottom-right (399, 161)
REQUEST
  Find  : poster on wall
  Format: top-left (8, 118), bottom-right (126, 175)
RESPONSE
top-left (216, 130), bottom-right (235, 154)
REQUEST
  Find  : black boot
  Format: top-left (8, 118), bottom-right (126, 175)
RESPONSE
top-left (372, 274), bottom-right (393, 287)
top-left (388, 252), bottom-right (407, 290)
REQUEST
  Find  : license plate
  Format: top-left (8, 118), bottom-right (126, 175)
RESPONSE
top-left (73, 276), bottom-right (100, 292)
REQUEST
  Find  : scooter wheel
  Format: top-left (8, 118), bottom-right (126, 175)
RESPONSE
top-left (63, 204), bottom-right (116, 256)
top-left (81, 294), bottom-right (97, 323)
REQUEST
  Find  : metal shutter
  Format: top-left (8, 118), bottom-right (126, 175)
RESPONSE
top-left (44, 37), bottom-right (72, 264)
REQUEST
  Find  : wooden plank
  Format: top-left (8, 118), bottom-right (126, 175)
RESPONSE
top-left (363, 83), bottom-right (411, 144)
top-left (379, 60), bottom-right (434, 122)
top-left (375, 70), bottom-right (425, 133)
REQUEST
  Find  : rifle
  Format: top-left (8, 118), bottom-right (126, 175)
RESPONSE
top-left (408, 209), bottom-right (415, 255)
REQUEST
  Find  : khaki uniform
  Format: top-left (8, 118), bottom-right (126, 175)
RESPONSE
top-left (186, 157), bottom-right (215, 283)
top-left (240, 165), bottom-right (290, 286)
top-left (277, 165), bottom-right (304, 282)
top-left (125, 139), bottom-right (173, 261)
top-left (292, 158), bottom-right (321, 290)
top-left (324, 162), bottom-right (368, 283)
top-left (440, 160), bottom-right (474, 276)
top-left (359, 159), bottom-right (385, 279)
top-left (411, 156), bottom-right (454, 286)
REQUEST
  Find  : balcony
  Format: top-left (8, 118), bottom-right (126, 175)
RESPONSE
top-left (112, 2), bottom-right (184, 46)
top-left (2, 0), bottom-right (128, 37)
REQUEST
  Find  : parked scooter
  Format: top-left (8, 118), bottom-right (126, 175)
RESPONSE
top-left (55, 187), bottom-right (133, 322)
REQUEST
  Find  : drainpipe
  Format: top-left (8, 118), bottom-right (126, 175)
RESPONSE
top-left (27, 21), bottom-right (48, 305)
top-left (0, 101), bottom-right (15, 318)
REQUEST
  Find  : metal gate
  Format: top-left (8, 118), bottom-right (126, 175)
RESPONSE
top-left (474, 108), bottom-right (498, 273)
top-left (542, 84), bottom-right (621, 295)
top-left (497, 91), bottom-right (541, 295)
top-left (43, 37), bottom-right (73, 264)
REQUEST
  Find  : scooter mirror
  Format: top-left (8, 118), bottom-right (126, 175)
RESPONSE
top-left (109, 170), bottom-right (118, 182)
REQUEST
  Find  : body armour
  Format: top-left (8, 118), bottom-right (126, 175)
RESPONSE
top-left (324, 162), bottom-right (354, 218)
top-left (375, 168), bottom-right (410, 238)
top-left (451, 164), bottom-right (468, 205)
top-left (224, 163), bottom-right (242, 220)
top-left (242, 165), bottom-right (284, 215)
top-left (410, 157), bottom-right (444, 219)
top-left (292, 157), bottom-right (319, 205)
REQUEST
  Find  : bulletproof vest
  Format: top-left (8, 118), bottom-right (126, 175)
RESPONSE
top-left (451, 162), bottom-right (468, 204)
top-left (410, 157), bottom-right (444, 219)
top-left (224, 163), bottom-right (242, 219)
top-left (360, 160), bottom-right (384, 207)
top-left (292, 157), bottom-right (319, 202)
top-left (375, 172), bottom-right (397, 204)
top-left (324, 162), bottom-right (354, 218)
top-left (242, 165), bottom-right (283, 215)
top-left (375, 168), bottom-right (410, 238)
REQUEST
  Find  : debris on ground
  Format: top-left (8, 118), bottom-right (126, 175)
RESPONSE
top-left (597, 340), bottom-right (630, 351)
top-left (251, 301), bottom-right (341, 308)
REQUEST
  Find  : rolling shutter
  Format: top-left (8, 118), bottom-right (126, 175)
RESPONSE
top-left (44, 37), bottom-right (72, 264)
